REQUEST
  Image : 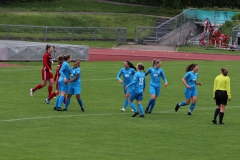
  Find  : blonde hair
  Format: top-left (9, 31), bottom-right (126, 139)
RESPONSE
top-left (152, 59), bottom-right (161, 66)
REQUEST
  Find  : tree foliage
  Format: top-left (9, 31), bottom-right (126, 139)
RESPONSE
top-left (0, 0), bottom-right (51, 4)
top-left (108, 0), bottom-right (240, 8)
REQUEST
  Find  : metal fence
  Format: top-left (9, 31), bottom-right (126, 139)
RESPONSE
top-left (230, 24), bottom-right (240, 46)
top-left (135, 8), bottom-right (197, 42)
top-left (0, 24), bottom-right (127, 43)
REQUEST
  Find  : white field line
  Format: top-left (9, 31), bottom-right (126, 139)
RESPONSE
top-left (1, 106), bottom-right (240, 122)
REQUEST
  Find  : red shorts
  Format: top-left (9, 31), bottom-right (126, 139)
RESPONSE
top-left (42, 69), bottom-right (53, 80)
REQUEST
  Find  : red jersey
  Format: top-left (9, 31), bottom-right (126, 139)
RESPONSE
top-left (53, 64), bottom-right (62, 81)
top-left (42, 52), bottom-right (52, 71)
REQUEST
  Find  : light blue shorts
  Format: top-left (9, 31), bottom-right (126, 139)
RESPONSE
top-left (123, 85), bottom-right (133, 95)
top-left (129, 92), bottom-right (143, 101)
top-left (58, 80), bottom-right (68, 92)
top-left (68, 84), bottom-right (81, 95)
top-left (184, 87), bottom-right (198, 99)
top-left (149, 85), bottom-right (160, 97)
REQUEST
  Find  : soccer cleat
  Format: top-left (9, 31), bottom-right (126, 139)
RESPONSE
top-left (45, 98), bottom-right (50, 104)
top-left (63, 109), bottom-right (67, 111)
top-left (175, 103), bottom-right (180, 112)
top-left (148, 111), bottom-right (152, 114)
top-left (219, 122), bottom-right (225, 125)
top-left (56, 107), bottom-right (63, 111)
top-left (212, 119), bottom-right (217, 124)
top-left (140, 115), bottom-right (145, 117)
top-left (81, 108), bottom-right (85, 112)
top-left (53, 107), bottom-right (57, 110)
top-left (187, 112), bottom-right (192, 115)
top-left (120, 108), bottom-right (125, 112)
top-left (30, 88), bottom-right (34, 97)
top-left (132, 112), bottom-right (139, 117)
top-left (145, 107), bottom-right (149, 114)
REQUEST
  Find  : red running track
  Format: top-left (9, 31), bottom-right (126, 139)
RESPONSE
top-left (89, 48), bottom-right (240, 61)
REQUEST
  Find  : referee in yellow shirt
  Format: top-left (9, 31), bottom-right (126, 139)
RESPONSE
top-left (212, 67), bottom-right (231, 125)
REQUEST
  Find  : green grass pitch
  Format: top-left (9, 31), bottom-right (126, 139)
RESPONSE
top-left (0, 60), bottom-right (239, 160)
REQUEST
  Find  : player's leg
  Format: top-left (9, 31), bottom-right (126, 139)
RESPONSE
top-left (149, 87), bottom-right (160, 113)
top-left (145, 85), bottom-right (156, 113)
top-left (175, 88), bottom-right (191, 112)
top-left (121, 85), bottom-right (128, 112)
top-left (188, 89), bottom-right (198, 115)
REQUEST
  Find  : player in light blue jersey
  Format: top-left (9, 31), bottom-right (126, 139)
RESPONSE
top-left (64, 59), bottom-right (85, 112)
top-left (116, 61), bottom-right (136, 112)
top-left (54, 54), bottom-right (71, 111)
top-left (175, 63), bottom-right (202, 115)
top-left (126, 63), bottom-right (146, 117)
top-left (145, 59), bottom-right (168, 114)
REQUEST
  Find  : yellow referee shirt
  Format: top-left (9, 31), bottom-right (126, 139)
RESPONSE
top-left (213, 74), bottom-right (231, 98)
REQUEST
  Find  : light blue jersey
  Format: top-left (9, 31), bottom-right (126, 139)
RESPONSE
top-left (116, 68), bottom-right (136, 86)
top-left (128, 71), bottom-right (146, 94)
top-left (59, 61), bottom-right (70, 81)
top-left (67, 67), bottom-right (81, 95)
top-left (145, 67), bottom-right (167, 88)
top-left (70, 67), bottom-right (81, 86)
top-left (184, 71), bottom-right (198, 88)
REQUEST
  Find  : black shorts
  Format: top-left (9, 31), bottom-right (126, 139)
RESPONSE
top-left (215, 90), bottom-right (228, 105)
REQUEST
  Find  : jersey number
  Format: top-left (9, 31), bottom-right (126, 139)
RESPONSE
top-left (139, 77), bottom-right (144, 85)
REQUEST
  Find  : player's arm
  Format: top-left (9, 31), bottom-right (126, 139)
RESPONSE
top-left (213, 77), bottom-right (217, 99)
top-left (43, 54), bottom-right (51, 71)
top-left (143, 77), bottom-right (146, 91)
top-left (227, 77), bottom-right (231, 100)
top-left (126, 75), bottom-right (137, 89)
top-left (145, 68), bottom-right (150, 76)
top-left (116, 69), bottom-right (123, 84)
top-left (196, 82), bottom-right (202, 86)
top-left (59, 63), bottom-right (67, 83)
top-left (196, 74), bottom-right (202, 86)
top-left (161, 70), bottom-right (168, 87)
top-left (69, 74), bottom-right (79, 83)
top-left (53, 65), bottom-right (59, 82)
top-left (182, 73), bottom-right (190, 88)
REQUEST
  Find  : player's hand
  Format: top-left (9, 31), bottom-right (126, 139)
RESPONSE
top-left (49, 70), bottom-right (52, 74)
top-left (64, 78), bottom-right (68, 84)
top-left (187, 85), bottom-right (191, 89)
top-left (164, 82), bottom-right (168, 87)
top-left (198, 82), bottom-right (202, 86)
top-left (119, 79), bottom-right (123, 84)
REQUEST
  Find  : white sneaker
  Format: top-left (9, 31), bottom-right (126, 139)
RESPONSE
top-left (120, 108), bottom-right (125, 112)
top-left (131, 109), bottom-right (134, 111)
top-left (30, 88), bottom-right (33, 97)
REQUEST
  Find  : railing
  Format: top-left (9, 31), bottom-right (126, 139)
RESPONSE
top-left (0, 24), bottom-right (127, 43)
top-left (135, 8), bottom-right (197, 42)
top-left (230, 23), bottom-right (240, 45)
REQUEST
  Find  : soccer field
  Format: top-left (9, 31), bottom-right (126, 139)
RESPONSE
top-left (0, 60), bottom-right (239, 160)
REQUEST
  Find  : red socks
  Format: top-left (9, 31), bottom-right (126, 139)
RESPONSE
top-left (48, 86), bottom-right (53, 97)
top-left (32, 84), bottom-right (43, 92)
top-left (48, 92), bottom-right (57, 101)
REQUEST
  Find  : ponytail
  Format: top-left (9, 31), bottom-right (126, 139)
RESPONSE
top-left (126, 61), bottom-right (136, 71)
top-left (221, 67), bottom-right (228, 76)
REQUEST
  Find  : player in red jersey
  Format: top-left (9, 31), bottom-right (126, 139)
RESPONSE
top-left (30, 44), bottom-right (54, 97)
top-left (45, 55), bottom-right (64, 104)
